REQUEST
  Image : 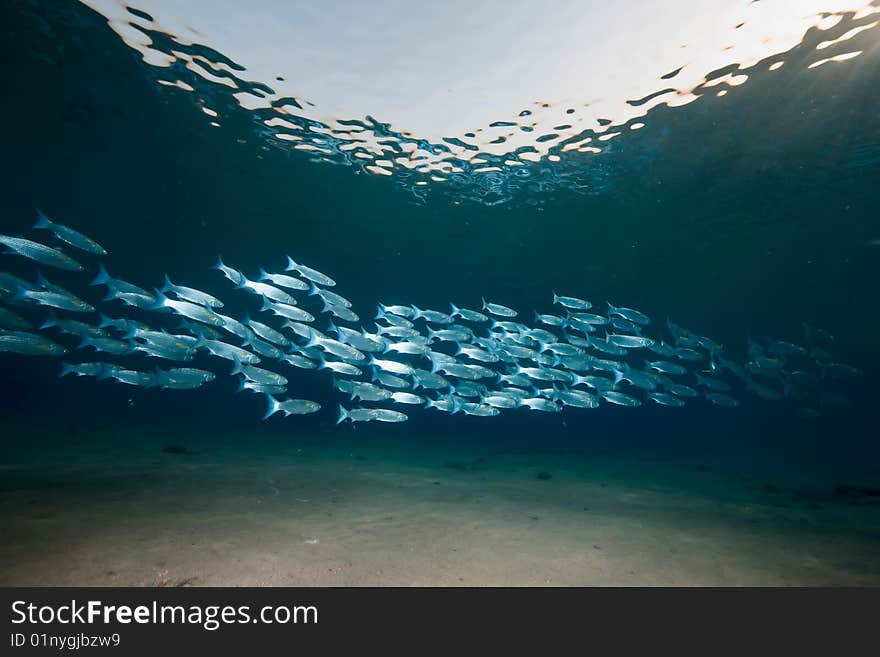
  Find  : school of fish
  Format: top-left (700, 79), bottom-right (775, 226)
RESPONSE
top-left (0, 211), bottom-right (861, 425)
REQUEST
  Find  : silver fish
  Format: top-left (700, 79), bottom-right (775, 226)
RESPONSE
top-left (0, 234), bottom-right (82, 271)
top-left (231, 360), bottom-right (288, 386)
top-left (320, 359), bottom-right (362, 376)
top-left (155, 367), bottom-right (216, 389)
top-left (0, 330), bottom-right (68, 356)
top-left (15, 285), bottom-right (94, 313)
top-left (481, 298), bottom-right (517, 318)
top-left (98, 367), bottom-right (156, 387)
top-left (264, 396), bottom-right (320, 419)
top-left (59, 361), bottom-right (105, 377)
top-left (372, 371), bottom-right (410, 388)
top-left (162, 275), bottom-right (223, 308)
top-left (213, 256), bottom-right (245, 285)
top-left (244, 317), bottom-right (290, 347)
top-left (152, 292), bottom-right (224, 326)
top-left (390, 391), bottom-right (425, 405)
top-left (519, 397), bottom-right (561, 412)
top-left (647, 360), bottom-right (688, 375)
top-left (261, 298), bottom-right (315, 323)
top-left (310, 283), bottom-right (352, 308)
top-left (34, 210), bottom-right (106, 255)
top-left (601, 390), bottom-right (642, 407)
top-left (369, 356), bottom-right (415, 376)
top-left (238, 380), bottom-right (287, 396)
top-left (243, 332), bottom-right (284, 360)
top-left (553, 293), bottom-right (592, 310)
top-left (647, 392), bottom-right (685, 407)
top-left (285, 257), bottom-right (336, 287)
top-left (259, 268), bottom-right (309, 291)
top-left (196, 337), bottom-right (260, 364)
top-left (377, 303), bottom-right (416, 318)
top-left (607, 303), bottom-right (651, 326)
top-left (79, 335), bottom-right (131, 355)
top-left (90, 264), bottom-right (152, 297)
top-left (282, 353), bottom-right (318, 369)
top-left (351, 382), bottom-right (393, 402)
top-left (238, 276), bottom-right (298, 305)
top-left (450, 304), bottom-right (489, 323)
top-left (322, 300), bottom-right (359, 323)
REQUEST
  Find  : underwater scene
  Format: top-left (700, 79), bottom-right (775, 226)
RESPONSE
top-left (1, 0), bottom-right (879, 586)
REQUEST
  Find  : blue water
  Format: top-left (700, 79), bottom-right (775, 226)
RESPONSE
top-left (0, 1), bottom-right (878, 585)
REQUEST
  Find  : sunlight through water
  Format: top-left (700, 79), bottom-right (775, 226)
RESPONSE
top-left (81, 0), bottom-right (880, 204)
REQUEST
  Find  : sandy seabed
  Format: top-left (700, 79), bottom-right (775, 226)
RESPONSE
top-left (1, 422), bottom-right (878, 586)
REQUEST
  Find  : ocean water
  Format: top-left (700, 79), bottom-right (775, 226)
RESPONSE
top-left (1, 0), bottom-right (879, 585)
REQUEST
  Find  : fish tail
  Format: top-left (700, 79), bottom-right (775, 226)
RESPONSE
top-left (149, 290), bottom-right (168, 311)
top-left (58, 362), bottom-right (74, 378)
top-left (212, 256), bottom-right (225, 271)
top-left (90, 263), bottom-right (111, 286)
top-left (12, 284), bottom-right (28, 302)
top-left (34, 209), bottom-right (52, 229)
top-left (284, 256), bottom-right (297, 271)
top-left (40, 312), bottom-right (57, 330)
top-left (263, 395), bottom-right (279, 420)
top-left (336, 404), bottom-right (348, 424)
top-left (161, 274), bottom-right (174, 294)
top-left (230, 356), bottom-right (243, 376)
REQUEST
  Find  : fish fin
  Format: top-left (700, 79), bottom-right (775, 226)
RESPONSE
top-left (257, 267), bottom-right (269, 281)
top-left (149, 290), bottom-right (168, 311)
top-left (58, 362), bottom-right (74, 378)
top-left (97, 313), bottom-right (115, 329)
top-left (230, 356), bottom-right (243, 376)
top-left (284, 256), bottom-right (297, 271)
top-left (12, 284), bottom-right (29, 302)
top-left (90, 263), bottom-right (111, 286)
top-left (40, 312), bottom-right (57, 330)
top-left (213, 256), bottom-right (225, 271)
top-left (34, 209), bottom-right (53, 229)
top-left (336, 404), bottom-right (348, 424)
top-left (259, 297), bottom-right (272, 312)
top-left (263, 395), bottom-right (279, 420)
top-left (161, 274), bottom-right (174, 294)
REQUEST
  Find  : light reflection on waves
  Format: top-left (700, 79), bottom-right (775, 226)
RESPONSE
top-left (76, 1), bottom-right (880, 205)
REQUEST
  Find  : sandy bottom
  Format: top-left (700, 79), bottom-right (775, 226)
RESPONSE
top-left (1, 423), bottom-right (878, 586)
